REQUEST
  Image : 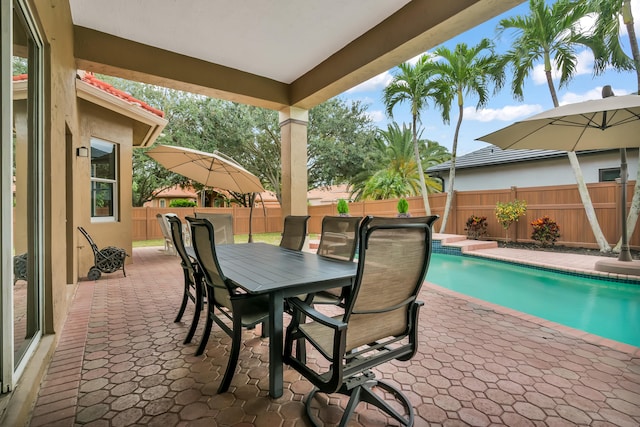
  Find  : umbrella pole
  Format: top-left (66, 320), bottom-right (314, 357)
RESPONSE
top-left (248, 193), bottom-right (255, 243)
top-left (618, 149), bottom-right (633, 262)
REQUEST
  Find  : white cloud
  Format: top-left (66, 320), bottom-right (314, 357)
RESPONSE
top-left (560, 86), bottom-right (630, 104)
top-left (366, 110), bottom-right (386, 123)
top-left (346, 72), bottom-right (393, 93)
top-left (465, 104), bottom-right (544, 122)
top-left (532, 49), bottom-right (594, 85)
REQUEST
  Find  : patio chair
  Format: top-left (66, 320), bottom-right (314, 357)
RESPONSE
top-left (279, 215), bottom-right (310, 251)
top-left (156, 213), bottom-right (177, 255)
top-left (186, 216), bottom-right (270, 393)
top-left (168, 216), bottom-right (205, 345)
top-left (307, 215), bottom-right (362, 306)
top-left (283, 215), bottom-right (438, 426)
top-left (194, 212), bottom-right (234, 244)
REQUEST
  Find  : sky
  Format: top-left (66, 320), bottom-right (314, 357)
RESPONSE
top-left (338, 0), bottom-right (640, 156)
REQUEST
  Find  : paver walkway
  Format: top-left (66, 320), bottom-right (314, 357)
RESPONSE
top-left (28, 245), bottom-right (640, 426)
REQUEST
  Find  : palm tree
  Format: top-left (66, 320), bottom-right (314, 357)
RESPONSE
top-left (351, 123), bottom-right (448, 200)
top-left (383, 55), bottom-right (437, 215)
top-left (588, 0), bottom-right (640, 252)
top-left (425, 38), bottom-right (505, 233)
top-left (498, 0), bottom-right (611, 252)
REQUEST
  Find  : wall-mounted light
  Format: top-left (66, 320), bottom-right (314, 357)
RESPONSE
top-left (76, 146), bottom-right (89, 157)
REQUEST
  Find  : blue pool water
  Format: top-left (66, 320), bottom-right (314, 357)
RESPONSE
top-left (425, 253), bottom-right (640, 347)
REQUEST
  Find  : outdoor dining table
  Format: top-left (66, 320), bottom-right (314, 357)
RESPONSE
top-left (187, 242), bottom-right (357, 398)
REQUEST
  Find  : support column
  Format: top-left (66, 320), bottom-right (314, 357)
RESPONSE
top-left (279, 107), bottom-right (308, 217)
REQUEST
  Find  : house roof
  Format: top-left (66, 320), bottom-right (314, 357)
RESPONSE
top-left (68, 0), bottom-right (521, 111)
top-left (427, 145), bottom-right (612, 173)
top-left (153, 185), bottom-right (198, 199)
top-left (80, 72), bottom-right (165, 118)
top-left (75, 71), bottom-right (168, 147)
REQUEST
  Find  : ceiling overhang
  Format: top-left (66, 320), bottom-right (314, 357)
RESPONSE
top-left (72, 0), bottom-right (522, 111)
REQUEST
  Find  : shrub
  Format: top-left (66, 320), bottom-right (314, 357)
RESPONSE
top-left (531, 216), bottom-right (560, 247)
top-left (465, 215), bottom-right (487, 240)
top-left (169, 198), bottom-right (197, 207)
top-left (397, 198), bottom-right (410, 217)
top-left (336, 199), bottom-right (350, 216)
top-left (495, 199), bottom-right (527, 242)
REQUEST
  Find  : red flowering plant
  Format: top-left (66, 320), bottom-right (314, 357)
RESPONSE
top-left (531, 216), bottom-right (560, 247)
top-left (465, 215), bottom-right (488, 240)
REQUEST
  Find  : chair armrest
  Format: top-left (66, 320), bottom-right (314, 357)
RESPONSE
top-left (287, 297), bottom-right (347, 331)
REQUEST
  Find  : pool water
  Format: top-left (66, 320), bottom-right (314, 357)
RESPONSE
top-left (426, 253), bottom-right (640, 347)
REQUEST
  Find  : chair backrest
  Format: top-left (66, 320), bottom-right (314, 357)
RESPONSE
top-left (342, 215), bottom-right (438, 352)
top-left (279, 215), bottom-right (310, 251)
top-left (187, 217), bottom-right (233, 309)
top-left (156, 213), bottom-right (176, 252)
top-left (194, 212), bottom-right (234, 244)
top-left (167, 216), bottom-right (196, 274)
top-left (316, 216), bottom-right (362, 262)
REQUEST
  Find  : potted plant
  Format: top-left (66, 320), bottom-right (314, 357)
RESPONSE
top-left (336, 198), bottom-right (350, 216)
top-left (465, 215), bottom-right (488, 240)
top-left (397, 198), bottom-right (411, 217)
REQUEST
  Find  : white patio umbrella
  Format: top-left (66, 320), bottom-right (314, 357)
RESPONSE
top-left (146, 144), bottom-right (265, 241)
top-left (476, 92), bottom-right (640, 274)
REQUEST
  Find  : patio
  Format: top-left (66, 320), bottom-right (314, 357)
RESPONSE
top-left (29, 246), bottom-right (640, 426)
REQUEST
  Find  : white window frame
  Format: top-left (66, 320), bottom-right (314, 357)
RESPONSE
top-left (90, 138), bottom-right (118, 222)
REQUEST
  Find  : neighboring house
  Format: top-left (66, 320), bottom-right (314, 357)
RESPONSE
top-left (427, 145), bottom-right (639, 191)
top-left (145, 185), bottom-right (199, 207)
top-left (255, 184), bottom-right (353, 207)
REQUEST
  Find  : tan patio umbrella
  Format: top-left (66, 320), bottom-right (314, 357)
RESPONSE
top-left (146, 144), bottom-right (265, 241)
top-left (476, 91), bottom-right (640, 274)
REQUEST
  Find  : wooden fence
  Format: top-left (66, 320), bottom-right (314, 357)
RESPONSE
top-left (133, 180), bottom-right (639, 249)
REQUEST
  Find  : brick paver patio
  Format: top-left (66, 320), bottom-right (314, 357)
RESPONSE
top-left (28, 246), bottom-right (640, 426)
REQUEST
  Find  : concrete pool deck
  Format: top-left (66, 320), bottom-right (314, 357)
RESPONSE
top-left (24, 244), bottom-right (640, 427)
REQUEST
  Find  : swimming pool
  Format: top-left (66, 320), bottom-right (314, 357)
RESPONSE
top-left (425, 253), bottom-right (640, 347)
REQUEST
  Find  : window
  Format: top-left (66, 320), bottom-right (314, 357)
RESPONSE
top-left (91, 138), bottom-right (118, 221)
top-left (599, 167), bottom-right (620, 182)
top-left (159, 199), bottom-right (166, 207)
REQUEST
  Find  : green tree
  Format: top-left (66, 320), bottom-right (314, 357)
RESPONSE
top-left (588, 0), bottom-right (640, 252)
top-left (383, 55), bottom-right (438, 215)
top-left (425, 38), bottom-right (505, 233)
top-left (498, 0), bottom-right (611, 251)
top-left (350, 123), bottom-right (448, 200)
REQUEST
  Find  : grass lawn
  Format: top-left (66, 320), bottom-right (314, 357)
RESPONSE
top-left (132, 232), bottom-right (319, 248)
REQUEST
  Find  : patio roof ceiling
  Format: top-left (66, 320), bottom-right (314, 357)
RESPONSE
top-left (69, 0), bottom-right (522, 111)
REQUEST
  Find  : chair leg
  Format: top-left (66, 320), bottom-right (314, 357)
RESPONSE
top-left (174, 270), bottom-right (190, 323)
top-left (183, 292), bottom-right (201, 345)
top-left (218, 315), bottom-right (243, 393)
top-left (195, 309), bottom-right (213, 356)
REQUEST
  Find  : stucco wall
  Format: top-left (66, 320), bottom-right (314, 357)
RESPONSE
top-left (76, 101), bottom-right (134, 279)
top-left (441, 150), bottom-right (640, 191)
top-left (33, 0), bottom-right (78, 334)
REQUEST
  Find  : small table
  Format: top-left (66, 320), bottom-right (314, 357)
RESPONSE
top-left (188, 243), bottom-right (356, 398)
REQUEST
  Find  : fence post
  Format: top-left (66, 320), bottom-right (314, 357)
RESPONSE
top-left (510, 186), bottom-right (518, 243)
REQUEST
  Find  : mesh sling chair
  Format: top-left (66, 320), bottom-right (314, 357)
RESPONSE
top-left (307, 215), bottom-right (362, 306)
top-left (279, 215), bottom-right (310, 251)
top-left (168, 216), bottom-right (205, 345)
top-left (284, 215), bottom-right (439, 427)
top-left (187, 217), bottom-right (270, 393)
top-left (156, 213), bottom-right (177, 255)
top-left (194, 212), bottom-right (234, 244)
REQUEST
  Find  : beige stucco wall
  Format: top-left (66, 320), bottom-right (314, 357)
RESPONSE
top-left (76, 101), bottom-right (134, 278)
top-left (32, 0), bottom-right (78, 335)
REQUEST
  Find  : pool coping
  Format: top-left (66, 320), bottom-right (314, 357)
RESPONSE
top-left (432, 237), bottom-right (640, 285)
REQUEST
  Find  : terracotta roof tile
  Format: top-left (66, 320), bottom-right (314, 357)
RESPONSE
top-left (80, 72), bottom-right (165, 118)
